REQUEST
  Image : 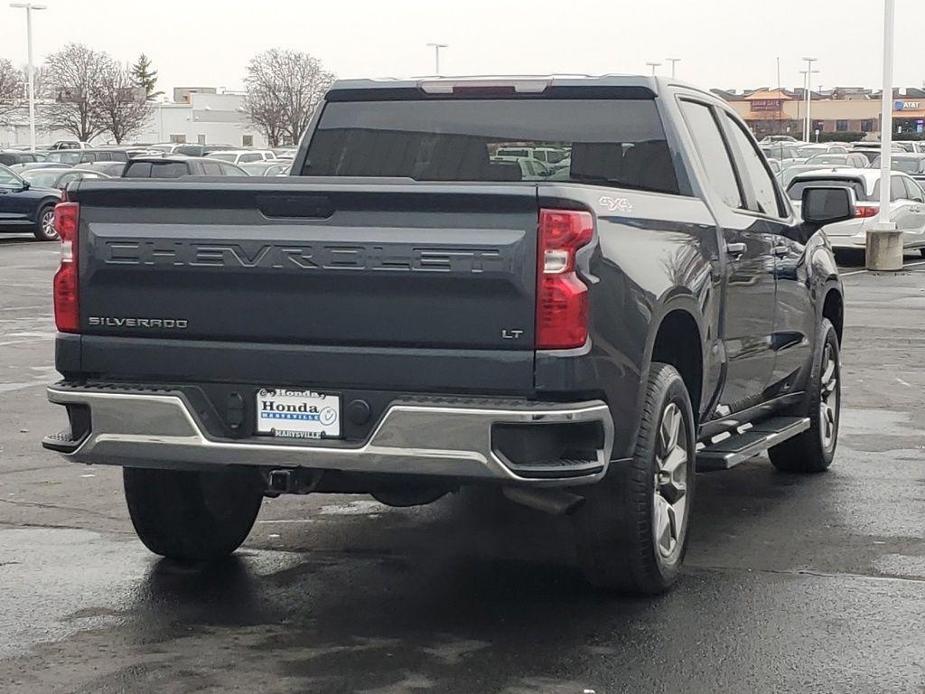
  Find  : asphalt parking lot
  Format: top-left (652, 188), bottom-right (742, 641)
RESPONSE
top-left (1, 236), bottom-right (923, 693)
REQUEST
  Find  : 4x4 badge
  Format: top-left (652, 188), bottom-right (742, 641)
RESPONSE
top-left (599, 195), bottom-right (633, 213)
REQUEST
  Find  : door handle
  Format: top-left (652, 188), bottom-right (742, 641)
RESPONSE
top-left (772, 244), bottom-right (789, 257)
top-left (726, 242), bottom-right (747, 257)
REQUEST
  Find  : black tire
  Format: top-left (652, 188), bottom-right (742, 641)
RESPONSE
top-left (33, 204), bottom-right (58, 241)
top-left (573, 363), bottom-right (696, 594)
top-left (124, 467), bottom-right (263, 561)
top-left (768, 318), bottom-right (840, 473)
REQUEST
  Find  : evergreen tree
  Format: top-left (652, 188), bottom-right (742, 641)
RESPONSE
top-left (130, 53), bottom-right (160, 99)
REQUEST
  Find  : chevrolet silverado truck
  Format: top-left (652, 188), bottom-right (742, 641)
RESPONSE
top-left (43, 76), bottom-right (855, 594)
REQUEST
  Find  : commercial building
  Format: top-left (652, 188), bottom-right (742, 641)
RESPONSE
top-left (0, 88), bottom-right (266, 148)
top-left (716, 87), bottom-right (925, 139)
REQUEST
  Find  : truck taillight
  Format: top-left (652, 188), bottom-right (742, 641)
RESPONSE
top-left (854, 203), bottom-right (879, 218)
top-left (53, 202), bottom-right (79, 333)
top-left (536, 208), bottom-right (594, 349)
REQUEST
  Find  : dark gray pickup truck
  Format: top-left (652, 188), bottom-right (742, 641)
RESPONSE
top-left (44, 76), bottom-right (854, 594)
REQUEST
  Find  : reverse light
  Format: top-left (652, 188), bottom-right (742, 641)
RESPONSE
top-left (854, 203), bottom-right (879, 219)
top-left (536, 209), bottom-right (594, 350)
top-left (52, 202), bottom-right (80, 333)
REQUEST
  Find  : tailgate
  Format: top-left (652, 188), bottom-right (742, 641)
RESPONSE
top-left (75, 179), bottom-right (538, 353)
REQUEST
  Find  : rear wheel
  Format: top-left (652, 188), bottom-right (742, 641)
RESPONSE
top-left (124, 467), bottom-right (263, 561)
top-left (573, 363), bottom-right (695, 594)
top-left (33, 204), bottom-right (58, 241)
top-left (768, 318), bottom-right (840, 473)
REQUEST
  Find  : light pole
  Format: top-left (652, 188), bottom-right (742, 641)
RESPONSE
top-left (10, 2), bottom-right (46, 152)
top-left (426, 43), bottom-right (448, 76)
top-left (867, 0), bottom-right (902, 271)
top-left (646, 62), bottom-right (662, 76)
top-left (665, 58), bottom-right (681, 79)
top-left (801, 57), bottom-right (818, 141)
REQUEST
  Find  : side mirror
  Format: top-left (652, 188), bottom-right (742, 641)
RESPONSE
top-left (801, 185), bottom-right (856, 230)
top-left (20, 180), bottom-right (30, 191)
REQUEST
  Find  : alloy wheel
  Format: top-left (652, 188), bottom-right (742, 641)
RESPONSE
top-left (653, 402), bottom-right (689, 561)
top-left (819, 343), bottom-right (839, 451)
top-left (41, 209), bottom-right (58, 240)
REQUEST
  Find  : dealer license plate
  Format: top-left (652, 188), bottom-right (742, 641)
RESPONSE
top-left (255, 388), bottom-right (341, 439)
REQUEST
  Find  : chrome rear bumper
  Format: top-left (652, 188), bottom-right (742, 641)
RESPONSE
top-left (45, 385), bottom-right (614, 486)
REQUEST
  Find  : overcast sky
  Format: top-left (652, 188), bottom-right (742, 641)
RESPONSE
top-left (1, 0), bottom-right (923, 94)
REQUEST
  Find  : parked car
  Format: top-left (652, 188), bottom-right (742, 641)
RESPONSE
top-left (0, 163), bottom-right (62, 240)
top-left (44, 75), bottom-right (851, 595)
top-left (787, 168), bottom-right (925, 257)
top-left (778, 164), bottom-right (851, 189)
top-left (759, 135), bottom-right (799, 143)
top-left (495, 145), bottom-right (569, 167)
top-left (869, 153), bottom-right (925, 183)
top-left (122, 156), bottom-right (247, 178)
top-left (9, 162), bottom-right (67, 173)
top-left (797, 144), bottom-right (849, 159)
top-left (0, 150), bottom-right (48, 166)
top-left (20, 167), bottom-right (111, 191)
top-left (76, 161), bottom-right (127, 177)
top-left (205, 149), bottom-right (276, 165)
top-left (490, 156), bottom-right (555, 179)
top-left (49, 140), bottom-right (91, 150)
top-left (271, 148), bottom-right (297, 159)
top-left (766, 158), bottom-right (782, 174)
top-left (803, 153), bottom-right (870, 168)
top-left (45, 148), bottom-right (129, 165)
top-left (760, 143), bottom-right (802, 166)
top-left (239, 160), bottom-right (292, 176)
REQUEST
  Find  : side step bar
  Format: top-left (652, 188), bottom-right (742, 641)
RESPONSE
top-left (696, 416), bottom-right (810, 471)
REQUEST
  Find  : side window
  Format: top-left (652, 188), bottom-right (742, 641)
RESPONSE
top-left (0, 166), bottom-right (21, 186)
top-left (679, 100), bottom-right (743, 209)
top-left (219, 163), bottom-right (247, 176)
top-left (903, 177), bottom-right (924, 202)
top-left (890, 175), bottom-right (905, 201)
top-left (202, 161), bottom-right (223, 176)
top-left (722, 112), bottom-right (783, 217)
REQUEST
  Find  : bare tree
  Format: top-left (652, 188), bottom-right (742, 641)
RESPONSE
top-left (44, 43), bottom-right (114, 142)
top-left (244, 49), bottom-right (335, 146)
top-left (0, 58), bottom-right (24, 124)
top-left (95, 63), bottom-right (151, 143)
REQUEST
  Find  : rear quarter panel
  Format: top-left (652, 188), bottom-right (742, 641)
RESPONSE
top-left (535, 184), bottom-right (721, 460)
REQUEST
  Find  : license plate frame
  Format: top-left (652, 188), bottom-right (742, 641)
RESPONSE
top-left (255, 388), bottom-right (342, 440)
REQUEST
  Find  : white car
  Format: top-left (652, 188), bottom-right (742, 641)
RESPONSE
top-left (205, 150), bottom-right (275, 165)
top-left (787, 168), bottom-right (925, 256)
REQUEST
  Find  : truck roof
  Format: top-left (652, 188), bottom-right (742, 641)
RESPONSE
top-left (325, 75), bottom-right (708, 100)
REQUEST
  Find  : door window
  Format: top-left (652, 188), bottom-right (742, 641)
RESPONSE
top-left (903, 177), bottom-right (925, 202)
top-left (680, 100), bottom-right (743, 209)
top-left (891, 175), bottom-right (906, 201)
top-left (0, 165), bottom-right (20, 187)
top-left (722, 112), bottom-right (784, 217)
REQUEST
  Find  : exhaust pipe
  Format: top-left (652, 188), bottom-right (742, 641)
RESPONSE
top-left (503, 487), bottom-right (585, 516)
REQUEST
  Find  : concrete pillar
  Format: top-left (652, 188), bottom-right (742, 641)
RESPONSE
top-left (865, 228), bottom-right (904, 271)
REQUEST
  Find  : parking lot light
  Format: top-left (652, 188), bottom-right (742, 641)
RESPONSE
top-left (9, 2), bottom-right (46, 153)
top-left (867, 0), bottom-right (902, 271)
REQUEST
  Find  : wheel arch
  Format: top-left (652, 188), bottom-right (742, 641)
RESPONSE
top-left (821, 286), bottom-right (844, 344)
top-left (643, 298), bottom-right (706, 424)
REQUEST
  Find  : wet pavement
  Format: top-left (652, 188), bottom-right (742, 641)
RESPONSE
top-left (1, 239), bottom-right (924, 693)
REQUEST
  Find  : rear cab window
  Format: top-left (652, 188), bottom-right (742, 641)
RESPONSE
top-left (123, 161), bottom-right (191, 178)
top-left (302, 97), bottom-right (681, 194)
top-left (787, 178), bottom-right (867, 202)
